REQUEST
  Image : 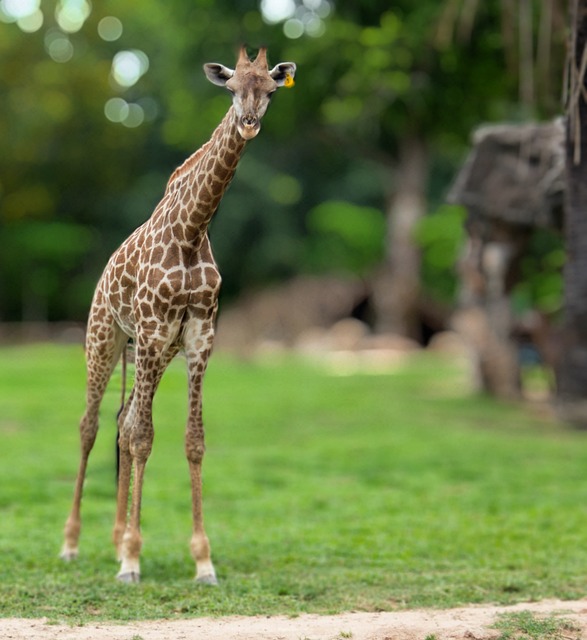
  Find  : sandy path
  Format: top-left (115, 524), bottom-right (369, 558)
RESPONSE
top-left (2, 599), bottom-right (587, 640)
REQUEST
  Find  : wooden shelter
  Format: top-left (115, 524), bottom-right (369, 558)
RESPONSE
top-left (448, 119), bottom-right (564, 398)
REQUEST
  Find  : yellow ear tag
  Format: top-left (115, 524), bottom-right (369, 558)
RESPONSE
top-left (284, 72), bottom-right (295, 88)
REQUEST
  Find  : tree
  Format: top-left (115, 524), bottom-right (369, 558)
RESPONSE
top-left (0, 0), bottom-right (156, 320)
top-left (556, 0), bottom-right (587, 424)
top-left (276, 1), bottom-right (542, 340)
top-left (0, 0), bottom-right (566, 336)
top-left (0, 0), bottom-right (316, 319)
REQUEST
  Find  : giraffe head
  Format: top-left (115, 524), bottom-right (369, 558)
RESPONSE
top-left (203, 46), bottom-right (296, 141)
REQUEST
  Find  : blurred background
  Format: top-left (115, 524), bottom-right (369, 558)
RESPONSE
top-left (1, 0), bottom-right (582, 412)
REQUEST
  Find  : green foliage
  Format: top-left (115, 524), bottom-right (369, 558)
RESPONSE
top-left (0, 0), bottom-right (568, 321)
top-left (2, 345), bottom-right (587, 621)
top-left (0, 0), bottom-right (157, 320)
top-left (304, 200), bottom-right (386, 275)
top-left (2, 221), bottom-right (97, 319)
top-left (513, 229), bottom-right (565, 315)
top-left (7, 222), bottom-right (94, 263)
top-left (415, 205), bottom-right (466, 301)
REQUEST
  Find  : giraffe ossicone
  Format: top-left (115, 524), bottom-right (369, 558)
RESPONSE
top-left (59, 47), bottom-right (296, 584)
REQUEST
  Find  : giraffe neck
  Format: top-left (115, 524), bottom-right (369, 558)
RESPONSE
top-left (162, 106), bottom-right (246, 247)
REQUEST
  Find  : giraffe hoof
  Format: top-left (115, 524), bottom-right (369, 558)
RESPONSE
top-left (196, 573), bottom-right (218, 586)
top-left (116, 571), bottom-right (140, 584)
top-left (59, 547), bottom-right (78, 561)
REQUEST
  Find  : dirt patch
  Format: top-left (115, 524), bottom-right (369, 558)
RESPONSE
top-left (2, 599), bottom-right (587, 640)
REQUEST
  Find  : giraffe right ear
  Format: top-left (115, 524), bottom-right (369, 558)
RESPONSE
top-left (270, 62), bottom-right (296, 87)
top-left (203, 63), bottom-right (235, 87)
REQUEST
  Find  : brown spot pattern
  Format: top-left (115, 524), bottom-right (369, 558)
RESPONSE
top-left (61, 46), bottom-right (287, 585)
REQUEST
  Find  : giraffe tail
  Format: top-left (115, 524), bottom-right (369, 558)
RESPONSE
top-left (115, 342), bottom-right (128, 484)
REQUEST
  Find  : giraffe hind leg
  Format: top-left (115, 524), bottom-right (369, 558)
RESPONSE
top-left (60, 324), bottom-right (127, 561)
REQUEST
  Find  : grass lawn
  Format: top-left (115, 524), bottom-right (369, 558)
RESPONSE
top-left (0, 342), bottom-right (587, 622)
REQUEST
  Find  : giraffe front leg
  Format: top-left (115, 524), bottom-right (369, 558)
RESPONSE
top-left (112, 387), bottom-right (135, 561)
top-left (115, 465), bottom-right (145, 583)
top-left (116, 444), bottom-right (149, 583)
top-left (184, 334), bottom-right (217, 585)
top-left (112, 438), bottom-right (132, 562)
top-left (115, 411), bottom-right (153, 583)
top-left (115, 373), bottom-right (155, 583)
top-left (114, 338), bottom-right (177, 583)
top-left (186, 411), bottom-right (217, 585)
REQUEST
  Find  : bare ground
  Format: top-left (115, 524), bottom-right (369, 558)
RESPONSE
top-left (2, 599), bottom-right (587, 640)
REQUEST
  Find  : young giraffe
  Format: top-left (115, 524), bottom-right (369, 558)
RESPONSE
top-left (60, 46), bottom-right (296, 584)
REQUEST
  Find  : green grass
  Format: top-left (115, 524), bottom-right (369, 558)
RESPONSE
top-left (494, 611), bottom-right (580, 640)
top-left (1, 343), bottom-right (587, 622)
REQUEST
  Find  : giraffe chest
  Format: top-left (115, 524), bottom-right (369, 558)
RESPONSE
top-left (103, 234), bottom-right (221, 339)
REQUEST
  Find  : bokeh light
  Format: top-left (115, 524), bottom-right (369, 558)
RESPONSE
top-left (55, 0), bottom-right (91, 33)
top-left (260, 0), bottom-right (331, 38)
top-left (283, 18), bottom-right (303, 38)
top-left (1, 0), bottom-right (39, 20)
top-left (0, 0), bottom-right (43, 31)
top-left (104, 97), bottom-right (146, 128)
top-left (16, 7), bottom-right (42, 31)
top-left (111, 49), bottom-right (149, 87)
top-left (98, 15), bottom-right (122, 41)
top-left (104, 97), bottom-right (129, 123)
top-left (260, 0), bottom-right (295, 23)
top-left (44, 29), bottom-right (74, 62)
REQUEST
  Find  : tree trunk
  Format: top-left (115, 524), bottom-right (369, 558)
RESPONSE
top-left (555, 0), bottom-right (587, 425)
top-left (373, 135), bottom-right (428, 341)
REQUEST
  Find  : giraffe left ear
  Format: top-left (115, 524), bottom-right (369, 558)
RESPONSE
top-left (204, 63), bottom-right (235, 87)
top-left (270, 62), bottom-right (296, 87)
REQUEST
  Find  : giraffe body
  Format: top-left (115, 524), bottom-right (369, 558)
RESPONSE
top-left (60, 48), bottom-right (296, 583)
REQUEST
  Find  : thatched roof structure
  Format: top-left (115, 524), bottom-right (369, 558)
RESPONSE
top-left (448, 119), bottom-right (565, 230)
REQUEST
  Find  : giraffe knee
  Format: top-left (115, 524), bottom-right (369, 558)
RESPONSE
top-left (129, 431), bottom-right (153, 462)
top-left (79, 412), bottom-right (99, 454)
top-left (118, 433), bottom-right (131, 458)
top-left (186, 438), bottom-right (206, 465)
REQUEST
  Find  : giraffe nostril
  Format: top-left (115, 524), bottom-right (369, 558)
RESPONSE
top-left (241, 114), bottom-right (258, 127)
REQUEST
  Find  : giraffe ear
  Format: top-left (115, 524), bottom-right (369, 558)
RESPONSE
top-left (270, 62), bottom-right (296, 87)
top-left (203, 63), bottom-right (235, 87)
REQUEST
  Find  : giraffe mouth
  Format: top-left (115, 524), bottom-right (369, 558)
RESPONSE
top-left (238, 116), bottom-right (260, 140)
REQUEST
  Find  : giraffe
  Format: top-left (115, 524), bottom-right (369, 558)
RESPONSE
top-left (59, 46), bottom-right (296, 584)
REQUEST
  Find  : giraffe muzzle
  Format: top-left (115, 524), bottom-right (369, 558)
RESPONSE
top-left (239, 115), bottom-right (260, 140)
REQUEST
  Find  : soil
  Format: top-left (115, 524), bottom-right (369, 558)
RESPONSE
top-left (2, 599), bottom-right (587, 640)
